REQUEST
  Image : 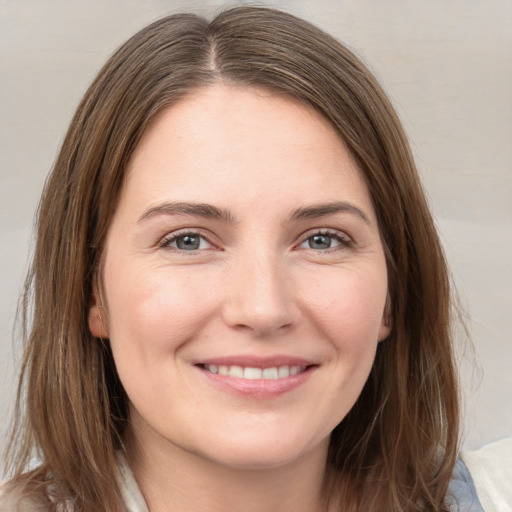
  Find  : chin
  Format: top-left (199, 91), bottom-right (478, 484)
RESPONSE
top-left (193, 430), bottom-right (329, 472)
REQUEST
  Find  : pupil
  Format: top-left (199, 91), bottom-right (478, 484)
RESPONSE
top-left (177, 235), bottom-right (199, 250)
top-left (310, 234), bottom-right (331, 249)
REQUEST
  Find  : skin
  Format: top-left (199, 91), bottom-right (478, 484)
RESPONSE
top-left (89, 83), bottom-right (390, 512)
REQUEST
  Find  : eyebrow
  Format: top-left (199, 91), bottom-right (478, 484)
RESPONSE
top-left (137, 200), bottom-right (371, 226)
top-left (290, 201), bottom-right (371, 225)
top-left (138, 201), bottom-right (237, 223)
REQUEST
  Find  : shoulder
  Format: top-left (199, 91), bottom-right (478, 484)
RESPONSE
top-left (0, 480), bottom-right (48, 512)
top-left (0, 478), bottom-right (66, 512)
top-left (461, 437), bottom-right (512, 512)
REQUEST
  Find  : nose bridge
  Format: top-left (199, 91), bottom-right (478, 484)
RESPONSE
top-left (222, 245), bottom-right (296, 336)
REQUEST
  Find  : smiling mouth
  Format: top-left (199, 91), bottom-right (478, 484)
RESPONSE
top-left (198, 364), bottom-right (310, 380)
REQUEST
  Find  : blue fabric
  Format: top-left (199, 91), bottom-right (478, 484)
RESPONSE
top-left (446, 458), bottom-right (485, 511)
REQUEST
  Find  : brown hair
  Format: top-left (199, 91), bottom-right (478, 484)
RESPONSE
top-left (4, 6), bottom-right (459, 511)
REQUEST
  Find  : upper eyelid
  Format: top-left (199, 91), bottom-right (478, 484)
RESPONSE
top-left (159, 228), bottom-right (217, 248)
top-left (297, 227), bottom-right (352, 242)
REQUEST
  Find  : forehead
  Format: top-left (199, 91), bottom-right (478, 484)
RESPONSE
top-left (117, 83), bottom-right (375, 222)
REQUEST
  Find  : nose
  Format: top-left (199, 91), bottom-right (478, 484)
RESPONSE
top-left (221, 251), bottom-right (299, 337)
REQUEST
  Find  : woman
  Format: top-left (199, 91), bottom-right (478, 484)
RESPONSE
top-left (1, 6), bottom-right (479, 511)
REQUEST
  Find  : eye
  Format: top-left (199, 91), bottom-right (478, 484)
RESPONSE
top-left (160, 232), bottom-right (213, 251)
top-left (298, 231), bottom-right (351, 251)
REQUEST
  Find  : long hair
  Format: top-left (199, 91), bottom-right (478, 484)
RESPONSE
top-left (4, 7), bottom-right (459, 511)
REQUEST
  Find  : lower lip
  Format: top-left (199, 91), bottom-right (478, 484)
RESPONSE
top-left (196, 366), bottom-right (316, 399)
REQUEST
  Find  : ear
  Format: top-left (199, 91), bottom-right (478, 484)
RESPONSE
top-left (88, 282), bottom-right (109, 339)
top-left (378, 296), bottom-right (392, 342)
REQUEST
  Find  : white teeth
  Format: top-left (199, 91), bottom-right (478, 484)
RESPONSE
top-left (204, 364), bottom-right (305, 380)
top-left (244, 367), bottom-right (263, 379)
top-left (262, 367), bottom-right (278, 379)
top-left (278, 366), bottom-right (290, 378)
top-left (227, 365), bottom-right (244, 378)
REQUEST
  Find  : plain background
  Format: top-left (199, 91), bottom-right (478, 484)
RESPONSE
top-left (1, 0), bottom-right (511, 461)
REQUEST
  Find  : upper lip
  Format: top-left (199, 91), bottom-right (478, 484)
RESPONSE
top-left (193, 355), bottom-right (317, 368)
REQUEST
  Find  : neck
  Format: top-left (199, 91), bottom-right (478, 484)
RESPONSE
top-left (124, 426), bottom-right (330, 512)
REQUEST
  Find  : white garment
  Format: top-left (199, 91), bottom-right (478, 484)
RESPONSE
top-left (461, 437), bottom-right (512, 512)
top-left (117, 453), bottom-right (149, 512)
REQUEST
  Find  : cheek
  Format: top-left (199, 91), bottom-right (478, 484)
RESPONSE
top-left (301, 269), bottom-right (386, 419)
top-left (299, 266), bottom-right (388, 348)
top-left (103, 265), bottom-right (223, 414)
top-left (104, 264), bottom-right (221, 357)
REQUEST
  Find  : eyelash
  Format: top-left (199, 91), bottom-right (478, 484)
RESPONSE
top-left (158, 228), bottom-right (353, 253)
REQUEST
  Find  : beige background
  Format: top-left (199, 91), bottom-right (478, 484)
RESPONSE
top-left (1, 0), bottom-right (511, 459)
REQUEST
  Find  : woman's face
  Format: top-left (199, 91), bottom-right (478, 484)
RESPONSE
top-left (89, 84), bottom-right (390, 470)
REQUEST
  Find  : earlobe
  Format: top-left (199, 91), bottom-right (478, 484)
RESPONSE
top-left (378, 298), bottom-right (392, 342)
top-left (378, 320), bottom-right (391, 342)
top-left (88, 284), bottom-right (109, 339)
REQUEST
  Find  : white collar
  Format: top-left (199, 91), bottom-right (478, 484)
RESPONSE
top-left (117, 452), bottom-right (149, 512)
